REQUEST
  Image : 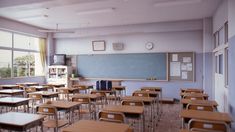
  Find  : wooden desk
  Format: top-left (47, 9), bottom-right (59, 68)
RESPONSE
top-left (181, 88), bottom-right (203, 93)
top-left (62, 120), bottom-right (130, 132)
top-left (16, 82), bottom-right (39, 87)
top-left (44, 83), bottom-right (65, 88)
top-left (180, 93), bottom-right (209, 100)
top-left (0, 112), bottom-right (44, 131)
top-left (56, 87), bottom-right (80, 94)
top-left (141, 87), bottom-right (162, 92)
top-left (0, 85), bottom-right (19, 89)
top-left (28, 91), bottom-right (59, 99)
top-left (28, 86), bottom-right (49, 91)
top-left (103, 105), bottom-right (145, 131)
top-left (121, 96), bottom-right (155, 104)
top-left (41, 101), bottom-right (81, 123)
top-left (0, 89), bottom-right (24, 96)
top-left (112, 86), bottom-right (126, 96)
top-left (71, 94), bottom-right (103, 101)
top-left (0, 97), bottom-right (30, 112)
top-left (133, 90), bottom-right (159, 98)
top-left (180, 110), bottom-right (233, 128)
top-left (180, 99), bottom-right (218, 109)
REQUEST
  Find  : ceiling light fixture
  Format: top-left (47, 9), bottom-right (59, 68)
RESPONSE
top-left (153, 0), bottom-right (202, 7)
top-left (19, 15), bottom-right (48, 21)
top-left (76, 8), bottom-right (115, 15)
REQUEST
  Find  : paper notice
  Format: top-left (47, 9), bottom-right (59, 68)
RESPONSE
top-left (187, 63), bottom-right (193, 71)
top-left (170, 62), bottom-right (181, 76)
top-left (172, 54), bottom-right (178, 61)
top-left (181, 64), bottom-right (187, 70)
top-left (183, 57), bottom-right (191, 63)
top-left (182, 72), bottom-right (188, 79)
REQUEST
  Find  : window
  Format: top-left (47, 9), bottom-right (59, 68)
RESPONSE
top-left (225, 48), bottom-right (228, 86)
top-left (214, 32), bottom-right (219, 48)
top-left (225, 22), bottom-right (228, 43)
top-left (0, 30), bottom-right (44, 78)
top-left (219, 54), bottom-right (223, 74)
top-left (0, 50), bottom-right (12, 78)
top-left (0, 30), bottom-right (12, 47)
top-left (219, 27), bottom-right (225, 46)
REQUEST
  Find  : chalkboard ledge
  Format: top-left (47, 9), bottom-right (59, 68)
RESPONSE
top-left (80, 77), bottom-right (168, 82)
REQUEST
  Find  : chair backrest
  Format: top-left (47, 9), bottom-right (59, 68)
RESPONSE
top-left (57, 88), bottom-right (69, 94)
top-left (186, 104), bottom-right (214, 111)
top-left (141, 89), bottom-right (156, 92)
top-left (98, 110), bottom-right (125, 123)
top-left (121, 100), bottom-right (144, 106)
top-left (184, 90), bottom-right (203, 94)
top-left (25, 87), bottom-right (36, 93)
top-left (37, 105), bottom-right (59, 126)
top-left (183, 95), bottom-right (204, 100)
top-left (132, 92), bottom-right (149, 97)
top-left (28, 94), bottom-right (43, 100)
top-left (72, 97), bottom-right (90, 104)
top-left (188, 119), bottom-right (229, 132)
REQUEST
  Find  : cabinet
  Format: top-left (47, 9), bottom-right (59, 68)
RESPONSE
top-left (47, 65), bottom-right (71, 87)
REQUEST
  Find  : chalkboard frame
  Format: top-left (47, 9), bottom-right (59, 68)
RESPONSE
top-left (76, 53), bottom-right (169, 81)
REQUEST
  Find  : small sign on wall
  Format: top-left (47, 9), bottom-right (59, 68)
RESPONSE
top-left (92, 40), bottom-right (105, 51)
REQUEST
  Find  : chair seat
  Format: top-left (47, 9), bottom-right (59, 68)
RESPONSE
top-left (43, 119), bottom-right (68, 128)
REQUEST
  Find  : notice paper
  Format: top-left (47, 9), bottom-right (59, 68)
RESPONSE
top-left (182, 71), bottom-right (188, 79)
top-left (172, 54), bottom-right (178, 61)
top-left (170, 62), bottom-right (181, 76)
top-left (181, 64), bottom-right (187, 70)
top-left (183, 57), bottom-right (191, 63)
top-left (187, 63), bottom-right (193, 71)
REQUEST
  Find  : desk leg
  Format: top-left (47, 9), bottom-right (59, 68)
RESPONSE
top-left (181, 118), bottom-right (185, 129)
top-left (142, 113), bottom-right (145, 132)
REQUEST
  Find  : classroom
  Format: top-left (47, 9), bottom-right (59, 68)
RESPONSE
top-left (0, 0), bottom-right (234, 132)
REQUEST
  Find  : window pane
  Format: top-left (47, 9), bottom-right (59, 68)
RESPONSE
top-left (219, 54), bottom-right (223, 74)
top-left (29, 37), bottom-right (40, 51)
top-left (219, 27), bottom-right (225, 45)
top-left (14, 34), bottom-right (30, 50)
top-left (13, 51), bottom-right (31, 77)
top-left (0, 50), bottom-right (12, 78)
top-left (0, 30), bottom-right (12, 47)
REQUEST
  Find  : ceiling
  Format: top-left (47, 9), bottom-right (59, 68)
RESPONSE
top-left (0, 0), bottom-right (221, 30)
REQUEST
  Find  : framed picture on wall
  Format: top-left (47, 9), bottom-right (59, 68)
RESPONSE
top-left (92, 40), bottom-right (105, 51)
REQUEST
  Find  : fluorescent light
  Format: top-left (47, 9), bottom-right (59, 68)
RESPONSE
top-left (154, 0), bottom-right (202, 7)
top-left (76, 8), bottom-right (115, 15)
top-left (19, 15), bottom-right (48, 21)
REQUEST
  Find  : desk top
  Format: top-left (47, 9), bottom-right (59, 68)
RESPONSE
top-left (29, 86), bottom-right (49, 89)
top-left (16, 82), bottom-right (39, 86)
top-left (43, 83), bottom-right (65, 87)
top-left (0, 89), bottom-right (24, 94)
top-left (180, 99), bottom-right (218, 106)
top-left (181, 88), bottom-right (203, 93)
top-left (91, 90), bottom-right (115, 93)
top-left (141, 87), bottom-right (162, 91)
top-left (62, 120), bottom-right (130, 132)
top-left (112, 86), bottom-right (126, 90)
top-left (28, 91), bottom-right (59, 96)
top-left (0, 97), bottom-right (30, 104)
top-left (180, 93), bottom-right (208, 97)
top-left (44, 101), bottom-right (81, 109)
top-left (121, 96), bottom-right (154, 103)
top-left (56, 87), bottom-right (79, 91)
top-left (134, 90), bottom-right (159, 95)
top-left (72, 94), bottom-right (103, 99)
top-left (0, 85), bottom-right (19, 89)
top-left (180, 110), bottom-right (233, 123)
top-left (0, 112), bottom-right (44, 126)
top-left (103, 105), bottom-right (144, 114)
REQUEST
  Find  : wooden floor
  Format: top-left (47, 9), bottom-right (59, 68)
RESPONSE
top-left (0, 103), bottom-right (181, 132)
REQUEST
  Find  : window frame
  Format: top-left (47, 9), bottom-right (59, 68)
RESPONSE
top-left (0, 29), bottom-right (44, 79)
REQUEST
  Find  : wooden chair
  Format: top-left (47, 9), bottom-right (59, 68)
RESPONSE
top-left (56, 89), bottom-right (69, 101)
top-left (132, 92), bottom-right (150, 97)
top-left (98, 110), bottom-right (125, 123)
top-left (186, 103), bottom-right (215, 111)
top-left (90, 91), bottom-right (106, 109)
top-left (25, 87), bottom-right (37, 93)
top-left (188, 119), bottom-right (229, 132)
top-left (72, 97), bottom-right (96, 120)
top-left (37, 105), bottom-right (68, 132)
top-left (183, 95), bottom-right (205, 100)
top-left (121, 100), bottom-right (144, 131)
top-left (28, 94), bottom-right (43, 113)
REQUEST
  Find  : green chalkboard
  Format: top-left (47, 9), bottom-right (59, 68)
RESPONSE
top-left (76, 53), bottom-right (167, 80)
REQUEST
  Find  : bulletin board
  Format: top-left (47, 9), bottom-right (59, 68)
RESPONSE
top-left (168, 52), bottom-right (195, 81)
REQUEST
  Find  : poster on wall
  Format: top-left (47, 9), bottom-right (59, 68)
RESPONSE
top-left (170, 62), bottom-right (181, 76)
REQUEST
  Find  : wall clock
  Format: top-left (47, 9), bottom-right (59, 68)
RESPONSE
top-left (145, 42), bottom-right (154, 50)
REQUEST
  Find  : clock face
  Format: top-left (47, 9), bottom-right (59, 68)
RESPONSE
top-left (145, 42), bottom-right (154, 50)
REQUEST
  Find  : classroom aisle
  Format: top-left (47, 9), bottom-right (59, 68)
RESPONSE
top-left (156, 103), bottom-right (181, 132)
